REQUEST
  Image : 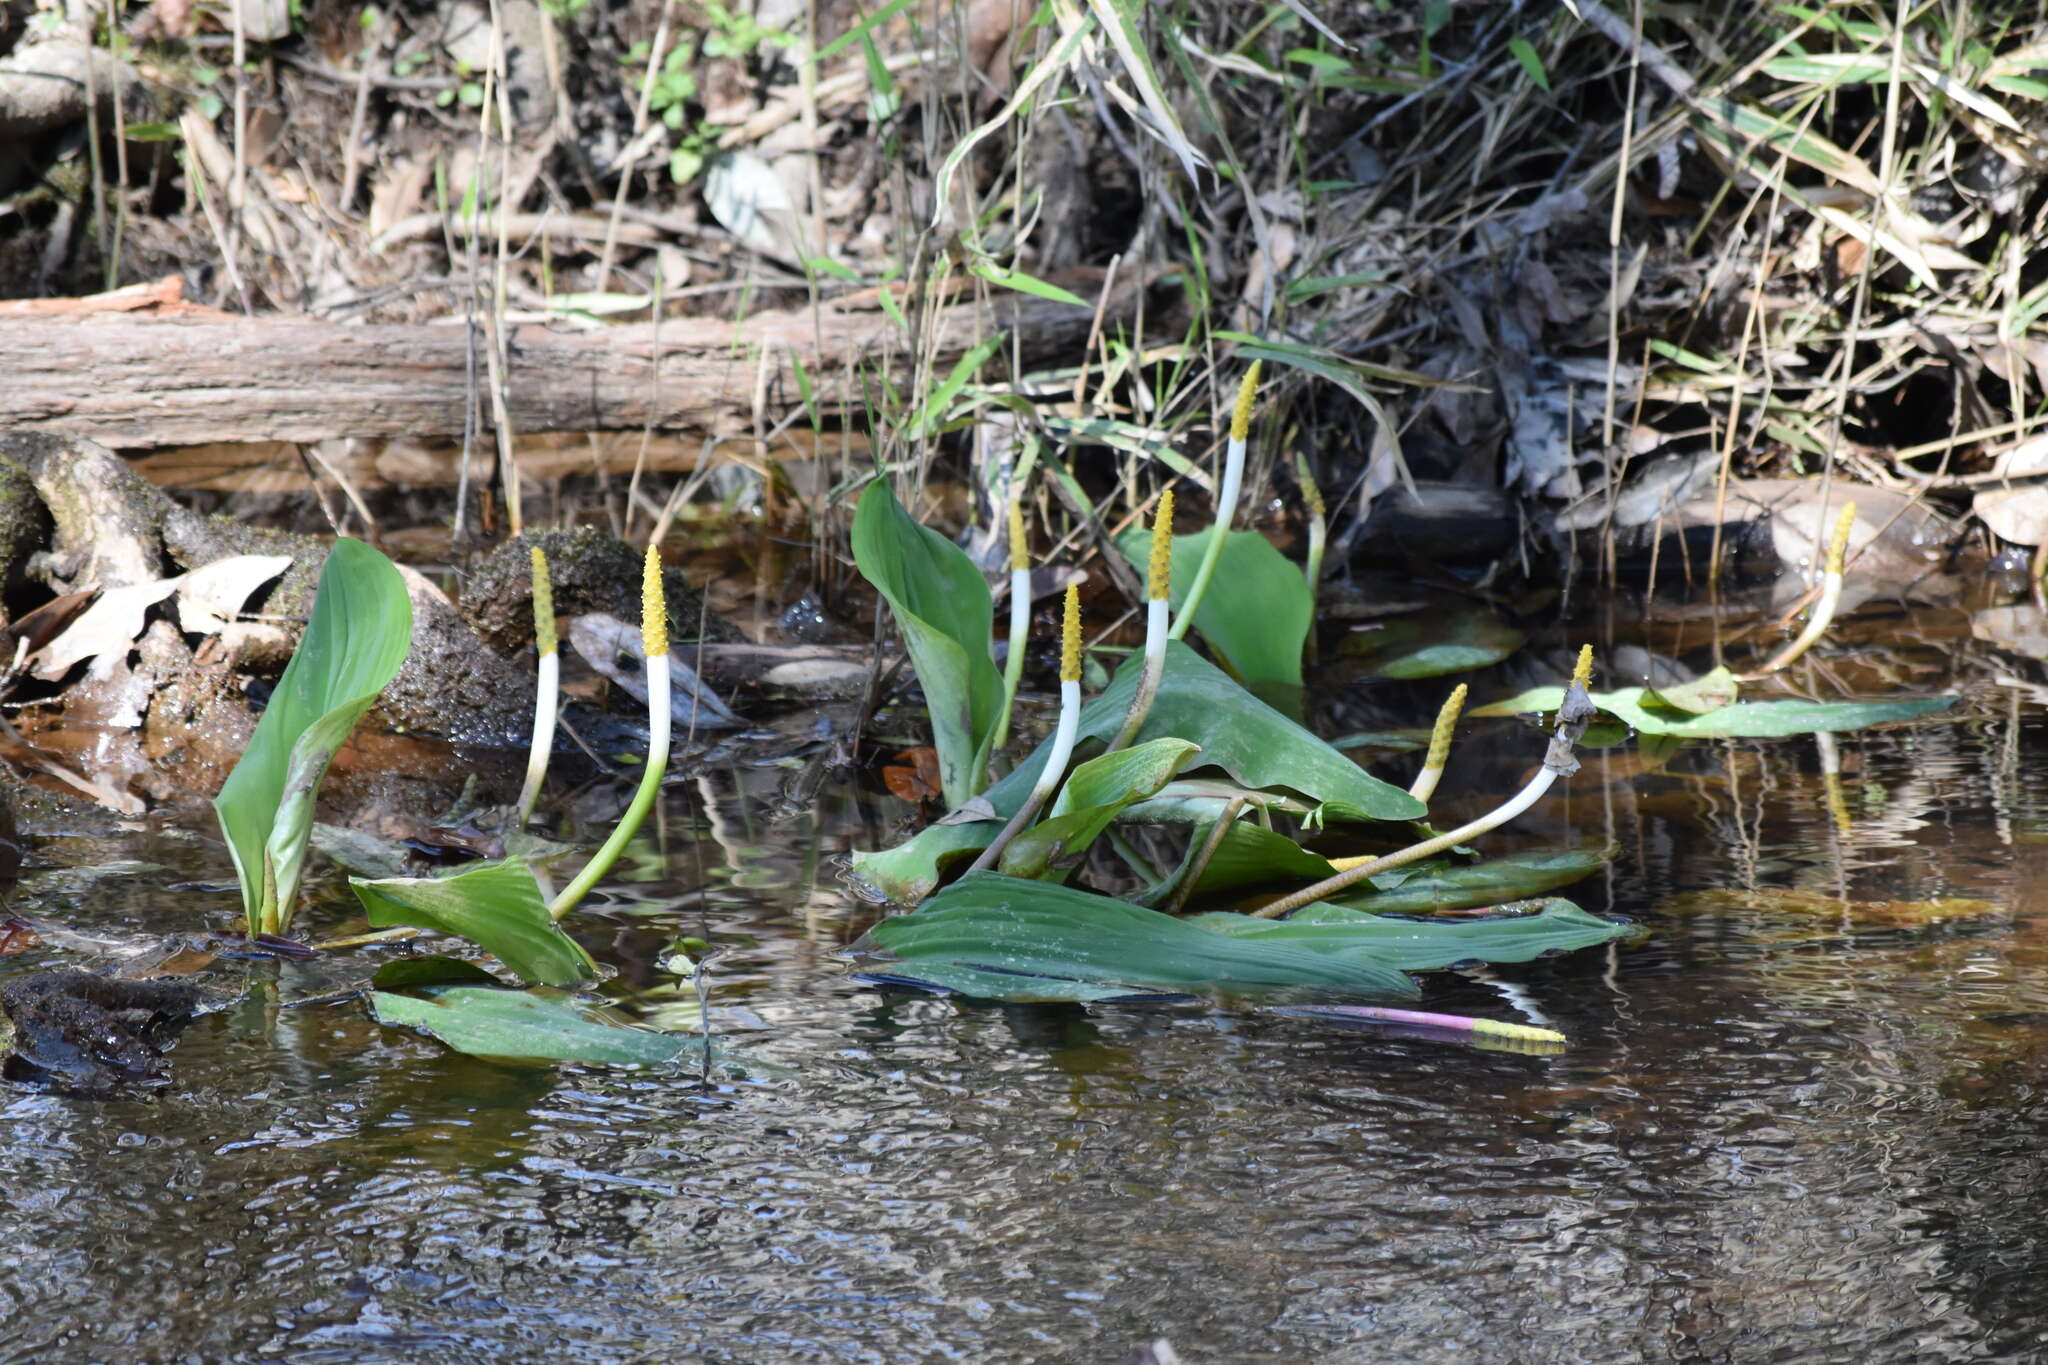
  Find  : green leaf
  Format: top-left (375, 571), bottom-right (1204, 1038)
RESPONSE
top-left (851, 871), bottom-right (1419, 1001)
top-left (999, 737), bottom-right (1200, 880)
top-left (1284, 271), bottom-right (1387, 303)
top-left (1330, 845), bottom-right (1613, 914)
top-left (371, 956), bottom-right (505, 991)
top-left (214, 538), bottom-right (412, 936)
top-left (850, 480), bottom-right (1004, 808)
top-left (850, 644), bottom-right (1424, 903)
top-left (908, 333), bottom-right (1005, 437)
top-left (1988, 74), bottom-right (2048, 100)
top-left (1506, 36), bottom-right (1550, 90)
top-left (1470, 682), bottom-right (1955, 737)
top-left (122, 122), bottom-right (183, 142)
top-left (1191, 897), bottom-right (1631, 969)
top-left (1760, 54), bottom-right (1896, 83)
top-left (1333, 608), bottom-right (1525, 680)
top-left (352, 859), bottom-right (599, 987)
top-left (1116, 527), bottom-right (1312, 689)
top-left (1142, 818), bottom-right (1337, 903)
top-left (372, 986), bottom-right (686, 1065)
top-left (968, 260), bottom-right (1090, 309)
top-left (811, 0), bottom-right (916, 63)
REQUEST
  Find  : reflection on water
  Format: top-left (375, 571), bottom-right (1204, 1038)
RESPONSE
top-left (10, 616), bottom-right (2048, 1362)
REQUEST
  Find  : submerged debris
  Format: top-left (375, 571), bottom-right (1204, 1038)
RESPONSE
top-left (0, 969), bottom-right (205, 1096)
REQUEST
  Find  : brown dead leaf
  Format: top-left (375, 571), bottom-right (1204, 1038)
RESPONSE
top-left (882, 746), bottom-right (943, 805)
top-left (0, 919), bottom-right (39, 956)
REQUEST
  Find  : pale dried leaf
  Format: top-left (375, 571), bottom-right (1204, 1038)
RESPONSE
top-left (31, 579), bottom-right (182, 681)
top-left (176, 554), bottom-right (292, 635)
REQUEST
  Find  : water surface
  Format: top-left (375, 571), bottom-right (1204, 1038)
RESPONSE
top-left (4, 617), bottom-right (2047, 1364)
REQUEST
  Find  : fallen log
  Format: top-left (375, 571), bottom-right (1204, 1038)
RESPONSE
top-left (1, 268), bottom-right (1151, 448)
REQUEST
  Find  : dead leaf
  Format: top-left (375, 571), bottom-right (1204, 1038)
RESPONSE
top-left (0, 919), bottom-right (38, 956)
top-left (1974, 485), bottom-right (2048, 547)
top-left (882, 747), bottom-right (943, 804)
top-left (30, 580), bottom-right (181, 681)
top-left (176, 554), bottom-right (292, 634)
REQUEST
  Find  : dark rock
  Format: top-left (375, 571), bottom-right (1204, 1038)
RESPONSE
top-left (459, 527), bottom-right (737, 656)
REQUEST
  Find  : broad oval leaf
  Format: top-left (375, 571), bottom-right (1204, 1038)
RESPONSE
top-left (372, 985), bottom-right (685, 1065)
top-left (850, 644), bottom-right (1423, 903)
top-left (353, 858), bottom-right (598, 987)
top-left (214, 538), bottom-right (411, 936)
top-left (851, 480), bottom-right (1003, 808)
top-left (1116, 526), bottom-right (1311, 689)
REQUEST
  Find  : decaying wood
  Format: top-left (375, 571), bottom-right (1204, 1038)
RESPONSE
top-left (1, 269), bottom-right (1151, 449)
top-left (131, 427), bottom-right (872, 495)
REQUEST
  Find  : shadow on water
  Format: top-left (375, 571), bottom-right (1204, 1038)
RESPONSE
top-left (10, 599), bottom-right (2048, 1362)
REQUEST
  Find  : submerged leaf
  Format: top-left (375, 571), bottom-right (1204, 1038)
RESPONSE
top-left (850, 644), bottom-right (1423, 903)
top-left (1661, 887), bottom-right (1999, 926)
top-left (353, 859), bottom-right (598, 987)
top-left (1334, 609), bottom-right (1526, 681)
top-left (214, 539), bottom-right (412, 936)
top-left (851, 480), bottom-right (1004, 808)
top-left (372, 986), bottom-right (686, 1065)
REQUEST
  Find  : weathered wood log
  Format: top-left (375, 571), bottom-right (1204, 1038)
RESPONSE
top-left (1, 268), bottom-right (1149, 448)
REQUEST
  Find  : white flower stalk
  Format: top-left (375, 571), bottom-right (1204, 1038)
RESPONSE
top-left (992, 493), bottom-right (1031, 752)
top-left (1108, 490), bottom-right (1174, 754)
top-left (549, 545), bottom-right (672, 921)
top-left (970, 584), bottom-right (1083, 876)
top-left (1742, 502), bottom-right (1855, 680)
top-left (1171, 362), bottom-right (1260, 640)
top-left (1253, 647), bottom-right (1597, 920)
top-left (515, 545), bottom-right (560, 831)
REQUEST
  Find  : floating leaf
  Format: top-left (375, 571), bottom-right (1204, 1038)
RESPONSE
top-left (852, 871), bottom-right (1418, 1001)
top-left (1334, 609), bottom-right (1526, 680)
top-left (353, 859), bottom-right (598, 987)
top-left (999, 738), bottom-right (1200, 880)
top-left (850, 644), bottom-right (1422, 903)
top-left (854, 875), bottom-right (1632, 1004)
top-left (1193, 898), bottom-right (1632, 969)
top-left (851, 480), bottom-right (1004, 808)
top-left (372, 986), bottom-right (686, 1065)
top-left (1471, 681), bottom-right (1955, 737)
top-left (214, 539), bottom-right (412, 936)
top-left (1116, 526), bottom-right (1311, 689)
top-left (1641, 666), bottom-right (1741, 714)
top-left (1331, 845), bottom-right (1614, 914)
